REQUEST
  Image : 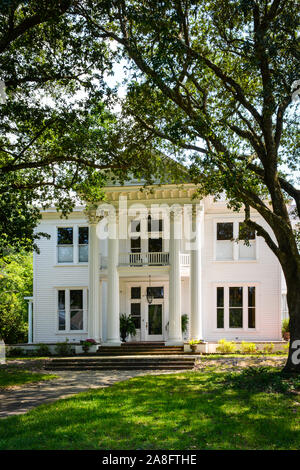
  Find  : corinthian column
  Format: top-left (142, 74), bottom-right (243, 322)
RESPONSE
top-left (190, 204), bottom-right (203, 340)
top-left (88, 223), bottom-right (100, 341)
top-left (106, 211), bottom-right (121, 345)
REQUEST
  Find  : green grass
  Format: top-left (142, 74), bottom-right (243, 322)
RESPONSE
top-left (0, 368), bottom-right (57, 388)
top-left (0, 367), bottom-right (299, 450)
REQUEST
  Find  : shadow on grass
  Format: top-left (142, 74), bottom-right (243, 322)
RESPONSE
top-left (0, 370), bottom-right (299, 450)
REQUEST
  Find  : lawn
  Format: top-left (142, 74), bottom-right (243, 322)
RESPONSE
top-left (0, 367), bottom-right (299, 450)
top-left (0, 368), bottom-right (57, 388)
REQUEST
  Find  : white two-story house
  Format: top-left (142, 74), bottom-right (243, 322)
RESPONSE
top-left (32, 181), bottom-right (283, 346)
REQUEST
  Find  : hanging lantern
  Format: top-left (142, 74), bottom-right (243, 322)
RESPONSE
top-left (146, 275), bottom-right (154, 304)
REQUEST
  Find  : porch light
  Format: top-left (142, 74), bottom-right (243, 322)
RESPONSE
top-left (146, 275), bottom-right (154, 304)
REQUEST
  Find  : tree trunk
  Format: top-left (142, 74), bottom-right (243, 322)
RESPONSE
top-left (282, 268), bottom-right (300, 373)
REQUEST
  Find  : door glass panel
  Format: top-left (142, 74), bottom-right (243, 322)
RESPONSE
top-left (131, 287), bottom-right (141, 299)
top-left (130, 303), bottom-right (141, 329)
top-left (148, 304), bottom-right (162, 335)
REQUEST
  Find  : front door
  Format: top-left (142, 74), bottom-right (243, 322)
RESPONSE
top-left (146, 304), bottom-right (163, 341)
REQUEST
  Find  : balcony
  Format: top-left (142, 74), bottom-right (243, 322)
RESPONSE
top-left (100, 252), bottom-right (190, 269)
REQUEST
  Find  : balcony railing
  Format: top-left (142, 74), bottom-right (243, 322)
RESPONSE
top-left (100, 252), bottom-right (190, 269)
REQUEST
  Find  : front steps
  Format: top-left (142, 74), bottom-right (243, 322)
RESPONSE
top-left (97, 342), bottom-right (185, 356)
top-left (45, 356), bottom-right (196, 371)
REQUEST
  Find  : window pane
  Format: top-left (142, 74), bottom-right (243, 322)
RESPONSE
top-left (131, 303), bottom-right (141, 316)
top-left (131, 220), bottom-right (140, 232)
top-left (229, 287), bottom-right (243, 307)
top-left (78, 227), bottom-right (89, 244)
top-left (70, 310), bottom-right (83, 330)
top-left (132, 316), bottom-right (141, 329)
top-left (239, 241), bottom-right (256, 260)
top-left (148, 304), bottom-right (162, 334)
top-left (216, 240), bottom-right (233, 260)
top-left (248, 287), bottom-right (255, 307)
top-left (148, 217), bottom-right (163, 232)
top-left (57, 227), bottom-right (73, 245)
top-left (217, 287), bottom-right (224, 307)
top-left (131, 237), bottom-right (141, 252)
top-left (147, 286), bottom-right (164, 299)
top-left (148, 238), bottom-right (162, 252)
top-left (70, 290), bottom-right (83, 309)
top-left (131, 287), bottom-right (141, 299)
top-left (58, 290), bottom-right (65, 310)
top-left (58, 246), bottom-right (73, 263)
top-left (248, 308), bottom-right (255, 328)
top-left (79, 245), bottom-right (88, 262)
top-left (229, 308), bottom-right (243, 328)
top-left (239, 223), bottom-right (255, 240)
top-left (58, 311), bottom-right (65, 330)
top-left (217, 223), bottom-right (233, 240)
top-left (217, 308), bottom-right (224, 328)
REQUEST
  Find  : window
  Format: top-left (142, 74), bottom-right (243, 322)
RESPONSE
top-left (239, 223), bottom-right (256, 260)
top-left (148, 216), bottom-right (163, 232)
top-left (216, 223), bottom-right (233, 260)
top-left (58, 290), bottom-right (66, 330)
top-left (131, 287), bottom-right (141, 299)
top-left (130, 303), bottom-right (141, 329)
top-left (217, 287), bottom-right (224, 328)
top-left (147, 286), bottom-right (164, 299)
top-left (70, 290), bottom-right (83, 330)
top-left (216, 285), bottom-right (256, 330)
top-left (57, 227), bottom-right (73, 263)
top-left (78, 227), bottom-right (89, 262)
top-left (229, 287), bottom-right (243, 328)
top-left (131, 220), bottom-right (141, 232)
top-left (148, 237), bottom-right (163, 253)
top-left (57, 288), bottom-right (87, 332)
top-left (248, 287), bottom-right (256, 328)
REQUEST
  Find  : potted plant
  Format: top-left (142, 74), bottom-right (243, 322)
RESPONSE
top-left (282, 319), bottom-right (290, 341)
top-left (189, 339), bottom-right (201, 353)
top-left (120, 314), bottom-right (136, 342)
top-left (81, 338), bottom-right (97, 354)
top-left (181, 314), bottom-right (189, 338)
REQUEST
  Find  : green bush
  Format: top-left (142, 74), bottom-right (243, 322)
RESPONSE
top-left (216, 339), bottom-right (236, 354)
top-left (36, 344), bottom-right (51, 356)
top-left (54, 339), bottom-right (73, 356)
top-left (7, 347), bottom-right (24, 357)
top-left (240, 341), bottom-right (257, 354)
top-left (262, 343), bottom-right (274, 354)
top-left (282, 318), bottom-right (289, 336)
top-left (181, 314), bottom-right (189, 334)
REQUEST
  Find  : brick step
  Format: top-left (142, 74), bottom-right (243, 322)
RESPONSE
top-left (49, 358), bottom-right (195, 364)
top-left (98, 347), bottom-right (183, 352)
top-left (97, 352), bottom-right (188, 356)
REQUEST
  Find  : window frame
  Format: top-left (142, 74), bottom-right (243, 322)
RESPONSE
top-left (213, 218), bottom-right (258, 262)
top-left (56, 225), bottom-right (89, 265)
top-left (55, 287), bottom-right (88, 333)
top-left (214, 283), bottom-right (259, 332)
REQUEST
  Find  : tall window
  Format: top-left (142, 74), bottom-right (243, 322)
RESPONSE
top-left (229, 287), bottom-right (243, 328)
top-left (78, 227), bottom-right (89, 262)
top-left (216, 223), bottom-right (233, 260)
top-left (216, 285), bottom-right (256, 330)
top-left (57, 288), bottom-right (86, 332)
top-left (57, 227), bottom-right (73, 263)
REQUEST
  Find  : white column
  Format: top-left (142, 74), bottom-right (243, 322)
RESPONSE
top-left (88, 224), bottom-right (101, 341)
top-left (190, 204), bottom-right (203, 340)
top-left (166, 207), bottom-right (183, 345)
top-left (106, 213), bottom-right (121, 345)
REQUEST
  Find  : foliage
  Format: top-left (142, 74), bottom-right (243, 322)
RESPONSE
top-left (282, 319), bottom-right (290, 336)
top-left (7, 347), bottom-right (24, 357)
top-left (0, 251), bottom-right (32, 343)
top-left (240, 342), bottom-right (257, 355)
top-left (227, 367), bottom-right (300, 394)
top-left (189, 339), bottom-right (201, 345)
top-left (54, 339), bottom-right (73, 357)
top-left (216, 339), bottom-right (236, 354)
top-left (36, 344), bottom-right (51, 357)
top-left (81, 338), bottom-right (97, 353)
top-left (0, 369), bottom-right (299, 449)
top-left (181, 314), bottom-right (189, 334)
top-left (262, 343), bottom-right (275, 355)
top-left (120, 314), bottom-right (136, 342)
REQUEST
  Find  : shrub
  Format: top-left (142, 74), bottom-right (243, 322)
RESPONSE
top-left (36, 344), bottom-right (51, 356)
top-left (240, 341), bottom-right (257, 355)
top-left (181, 314), bottom-right (189, 334)
top-left (216, 339), bottom-right (236, 354)
top-left (7, 347), bottom-right (24, 357)
top-left (54, 339), bottom-right (73, 356)
top-left (262, 343), bottom-right (274, 354)
top-left (282, 318), bottom-right (290, 336)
